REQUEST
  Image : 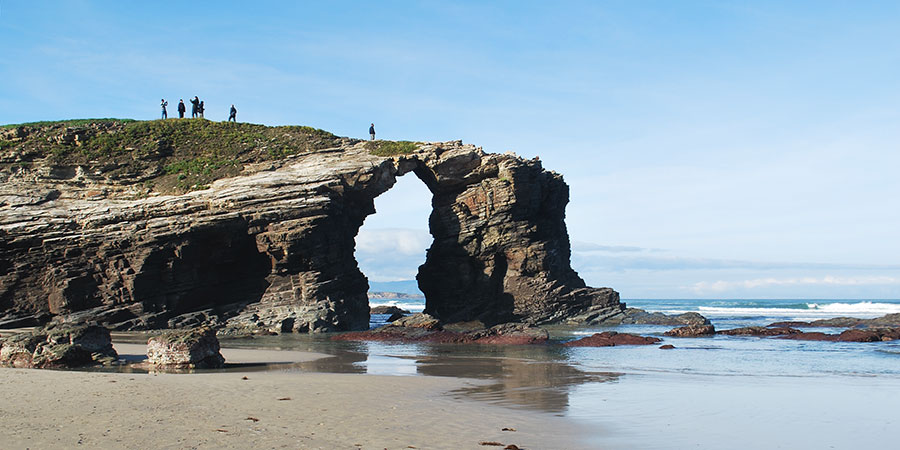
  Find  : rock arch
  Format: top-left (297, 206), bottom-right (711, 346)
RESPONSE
top-left (0, 139), bottom-right (621, 332)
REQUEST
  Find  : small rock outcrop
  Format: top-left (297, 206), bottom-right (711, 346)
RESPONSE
top-left (718, 326), bottom-right (803, 337)
top-left (146, 327), bottom-right (225, 369)
top-left (0, 120), bottom-right (621, 333)
top-left (768, 313), bottom-right (900, 329)
top-left (333, 314), bottom-right (549, 345)
top-left (562, 331), bottom-right (661, 347)
top-left (603, 308), bottom-right (710, 326)
top-left (0, 323), bottom-right (117, 368)
top-left (664, 324), bottom-right (716, 337)
top-left (369, 305), bottom-right (411, 315)
top-left (779, 328), bottom-right (900, 342)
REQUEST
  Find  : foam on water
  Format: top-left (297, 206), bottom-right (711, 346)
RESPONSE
top-left (632, 299), bottom-right (900, 321)
top-left (368, 299), bottom-right (426, 313)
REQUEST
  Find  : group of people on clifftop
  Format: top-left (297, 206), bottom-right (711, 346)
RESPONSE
top-left (158, 99), bottom-right (376, 138)
top-left (160, 97), bottom-right (237, 123)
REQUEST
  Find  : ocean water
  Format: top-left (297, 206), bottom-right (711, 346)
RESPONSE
top-left (359, 298), bottom-right (900, 448)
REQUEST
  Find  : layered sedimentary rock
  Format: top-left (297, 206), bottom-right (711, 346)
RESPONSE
top-left (0, 121), bottom-right (621, 333)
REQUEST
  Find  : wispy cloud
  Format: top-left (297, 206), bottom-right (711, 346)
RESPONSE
top-left (572, 241), bottom-right (656, 253)
top-left (690, 276), bottom-right (900, 294)
top-left (356, 228), bottom-right (431, 256)
top-left (572, 242), bottom-right (900, 272)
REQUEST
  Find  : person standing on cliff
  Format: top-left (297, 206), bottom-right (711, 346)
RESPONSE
top-left (228, 104), bottom-right (237, 123)
top-left (199, 100), bottom-right (205, 118)
top-left (177, 99), bottom-right (186, 118)
top-left (161, 99), bottom-right (168, 119)
top-left (369, 123), bottom-right (375, 140)
top-left (190, 96), bottom-right (200, 118)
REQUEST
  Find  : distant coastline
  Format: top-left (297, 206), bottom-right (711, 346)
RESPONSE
top-left (367, 291), bottom-right (424, 300)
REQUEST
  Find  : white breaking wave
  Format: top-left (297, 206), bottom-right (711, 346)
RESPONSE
top-left (369, 299), bottom-right (426, 313)
top-left (806, 301), bottom-right (900, 315)
top-left (659, 301), bottom-right (900, 320)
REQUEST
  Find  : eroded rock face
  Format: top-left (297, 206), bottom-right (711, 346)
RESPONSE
top-left (146, 327), bottom-right (225, 369)
top-left (0, 125), bottom-right (621, 333)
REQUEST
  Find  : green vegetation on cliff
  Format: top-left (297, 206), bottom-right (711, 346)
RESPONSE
top-left (365, 140), bottom-right (418, 156)
top-left (0, 119), bottom-right (344, 193)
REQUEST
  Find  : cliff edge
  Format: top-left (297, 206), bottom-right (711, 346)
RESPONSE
top-left (0, 119), bottom-right (622, 333)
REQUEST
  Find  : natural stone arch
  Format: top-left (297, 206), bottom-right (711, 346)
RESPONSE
top-left (0, 135), bottom-right (621, 332)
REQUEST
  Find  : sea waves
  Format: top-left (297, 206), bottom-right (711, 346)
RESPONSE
top-left (692, 301), bottom-right (900, 319)
top-left (369, 299), bottom-right (426, 313)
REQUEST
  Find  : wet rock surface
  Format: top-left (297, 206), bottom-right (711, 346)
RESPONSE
top-left (1, 122), bottom-right (620, 333)
top-left (768, 313), bottom-right (900, 329)
top-left (333, 315), bottom-right (549, 345)
top-left (562, 331), bottom-right (661, 347)
top-left (369, 305), bottom-right (411, 315)
top-left (664, 324), bottom-right (716, 337)
top-left (718, 326), bottom-right (803, 337)
top-left (779, 328), bottom-right (900, 342)
top-left (146, 327), bottom-right (225, 369)
top-left (0, 323), bottom-right (117, 368)
top-left (606, 308), bottom-right (710, 326)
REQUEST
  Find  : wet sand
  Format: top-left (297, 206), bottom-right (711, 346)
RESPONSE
top-left (0, 342), bottom-right (590, 449)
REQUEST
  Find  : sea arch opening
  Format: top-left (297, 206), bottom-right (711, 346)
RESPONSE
top-left (355, 172), bottom-right (432, 326)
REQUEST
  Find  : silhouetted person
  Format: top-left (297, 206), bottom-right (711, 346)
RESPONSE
top-left (177, 99), bottom-right (186, 118)
top-left (199, 101), bottom-right (205, 118)
top-left (161, 99), bottom-right (168, 119)
top-left (369, 123), bottom-right (375, 140)
top-left (228, 105), bottom-right (237, 123)
top-left (190, 96), bottom-right (200, 118)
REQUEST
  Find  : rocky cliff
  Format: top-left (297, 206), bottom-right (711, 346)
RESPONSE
top-left (0, 119), bottom-right (622, 333)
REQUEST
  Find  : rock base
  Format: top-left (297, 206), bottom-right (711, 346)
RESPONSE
top-left (664, 324), bottom-right (716, 337)
top-left (563, 331), bottom-right (661, 347)
top-left (333, 314), bottom-right (549, 345)
top-left (0, 323), bottom-right (117, 369)
top-left (146, 327), bottom-right (225, 369)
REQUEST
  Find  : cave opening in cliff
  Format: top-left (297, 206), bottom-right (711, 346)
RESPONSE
top-left (131, 221), bottom-right (272, 322)
top-left (355, 173), bottom-right (431, 318)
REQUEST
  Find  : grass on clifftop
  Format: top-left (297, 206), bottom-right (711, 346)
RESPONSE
top-left (0, 119), bottom-right (342, 194)
top-left (0, 118), bottom-right (138, 130)
top-left (365, 140), bottom-right (419, 156)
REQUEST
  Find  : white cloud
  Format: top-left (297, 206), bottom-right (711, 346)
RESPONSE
top-left (355, 228), bottom-right (431, 256)
top-left (690, 276), bottom-right (900, 294)
top-left (355, 228), bottom-right (431, 281)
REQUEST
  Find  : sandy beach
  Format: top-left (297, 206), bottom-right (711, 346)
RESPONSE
top-left (0, 342), bottom-right (589, 450)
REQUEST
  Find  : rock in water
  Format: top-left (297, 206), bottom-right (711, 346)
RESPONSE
top-left (606, 308), bottom-right (710, 326)
top-left (664, 324), bottom-right (716, 337)
top-left (389, 313), bottom-right (442, 330)
top-left (0, 323), bottom-right (118, 368)
top-left (369, 305), bottom-right (411, 315)
top-left (333, 318), bottom-right (549, 345)
top-left (146, 327), bottom-right (225, 369)
top-left (562, 331), bottom-right (661, 347)
top-left (718, 326), bottom-right (802, 337)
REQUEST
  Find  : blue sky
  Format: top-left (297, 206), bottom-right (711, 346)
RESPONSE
top-left (2, 1), bottom-right (899, 298)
